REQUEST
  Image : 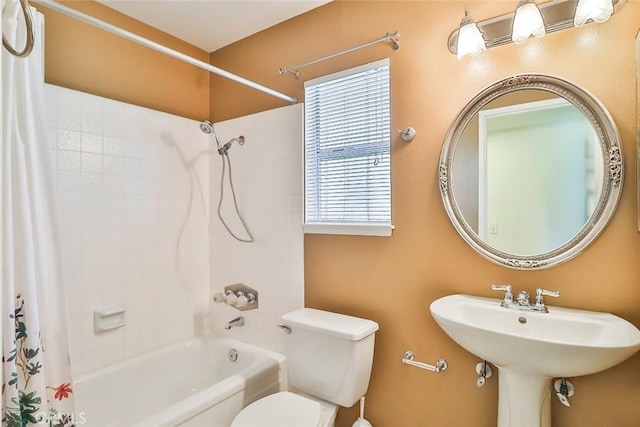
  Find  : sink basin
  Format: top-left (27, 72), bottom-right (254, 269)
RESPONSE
top-left (430, 294), bottom-right (640, 377)
top-left (430, 294), bottom-right (640, 427)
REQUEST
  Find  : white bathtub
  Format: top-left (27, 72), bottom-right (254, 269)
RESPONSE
top-left (73, 337), bottom-right (285, 427)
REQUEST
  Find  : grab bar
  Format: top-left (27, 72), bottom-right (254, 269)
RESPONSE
top-left (402, 351), bottom-right (448, 373)
top-left (2, 0), bottom-right (35, 58)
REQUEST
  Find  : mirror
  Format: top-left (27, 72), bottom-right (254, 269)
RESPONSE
top-left (439, 74), bottom-right (623, 269)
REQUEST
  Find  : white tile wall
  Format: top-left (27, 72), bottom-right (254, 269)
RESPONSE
top-left (45, 85), bottom-right (210, 377)
top-left (210, 104), bottom-right (304, 355)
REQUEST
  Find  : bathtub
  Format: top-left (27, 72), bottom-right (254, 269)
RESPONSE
top-left (73, 337), bottom-right (285, 427)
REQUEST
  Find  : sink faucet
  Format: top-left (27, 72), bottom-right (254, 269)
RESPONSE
top-left (517, 291), bottom-right (531, 307)
top-left (491, 285), bottom-right (559, 313)
top-left (225, 316), bottom-right (245, 330)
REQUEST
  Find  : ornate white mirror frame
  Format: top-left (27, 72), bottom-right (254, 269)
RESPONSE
top-left (440, 74), bottom-right (623, 270)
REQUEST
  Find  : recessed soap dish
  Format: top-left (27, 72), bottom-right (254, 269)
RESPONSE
top-left (94, 306), bottom-right (125, 333)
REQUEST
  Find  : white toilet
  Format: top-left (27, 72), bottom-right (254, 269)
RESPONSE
top-left (231, 308), bottom-right (379, 427)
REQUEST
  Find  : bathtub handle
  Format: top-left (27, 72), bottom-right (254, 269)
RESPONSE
top-left (276, 324), bottom-right (292, 334)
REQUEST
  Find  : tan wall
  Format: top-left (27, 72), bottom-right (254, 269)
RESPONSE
top-left (210, 2), bottom-right (640, 426)
top-left (37, 1), bottom-right (209, 120)
top-left (37, 0), bottom-right (640, 425)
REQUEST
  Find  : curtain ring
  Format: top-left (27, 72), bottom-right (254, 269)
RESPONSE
top-left (2, 0), bottom-right (35, 58)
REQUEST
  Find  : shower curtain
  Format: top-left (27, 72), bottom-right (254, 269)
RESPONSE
top-left (2, 1), bottom-right (75, 426)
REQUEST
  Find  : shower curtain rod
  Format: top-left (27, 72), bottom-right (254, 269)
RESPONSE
top-left (30, 0), bottom-right (298, 104)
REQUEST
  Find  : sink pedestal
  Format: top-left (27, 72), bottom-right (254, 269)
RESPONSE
top-left (498, 369), bottom-right (551, 427)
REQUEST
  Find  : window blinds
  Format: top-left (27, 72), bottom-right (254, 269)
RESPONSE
top-left (304, 59), bottom-right (391, 233)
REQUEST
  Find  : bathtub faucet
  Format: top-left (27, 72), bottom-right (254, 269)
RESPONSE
top-left (225, 316), bottom-right (245, 330)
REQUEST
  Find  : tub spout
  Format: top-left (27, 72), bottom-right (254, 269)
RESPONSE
top-left (225, 316), bottom-right (245, 330)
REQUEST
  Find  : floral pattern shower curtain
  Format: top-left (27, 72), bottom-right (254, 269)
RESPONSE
top-left (2, 1), bottom-right (75, 426)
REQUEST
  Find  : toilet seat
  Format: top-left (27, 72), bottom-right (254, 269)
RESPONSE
top-left (230, 391), bottom-right (322, 427)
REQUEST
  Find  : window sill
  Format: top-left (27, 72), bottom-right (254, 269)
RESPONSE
top-left (303, 223), bottom-right (394, 237)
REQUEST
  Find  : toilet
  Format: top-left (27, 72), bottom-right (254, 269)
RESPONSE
top-left (231, 308), bottom-right (379, 427)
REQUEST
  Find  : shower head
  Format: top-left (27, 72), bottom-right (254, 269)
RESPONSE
top-left (200, 120), bottom-right (214, 134)
top-left (217, 136), bottom-right (245, 155)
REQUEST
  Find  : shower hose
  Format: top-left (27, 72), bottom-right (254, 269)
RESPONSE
top-left (217, 145), bottom-right (255, 243)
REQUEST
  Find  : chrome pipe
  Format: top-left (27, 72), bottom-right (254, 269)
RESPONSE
top-left (30, 0), bottom-right (297, 104)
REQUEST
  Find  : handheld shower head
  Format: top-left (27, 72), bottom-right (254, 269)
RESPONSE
top-left (217, 136), bottom-right (245, 155)
top-left (200, 120), bottom-right (214, 134)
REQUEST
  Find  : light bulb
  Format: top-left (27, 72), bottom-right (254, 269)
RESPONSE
top-left (512, 0), bottom-right (546, 45)
top-left (456, 7), bottom-right (486, 60)
top-left (574, 0), bottom-right (613, 26)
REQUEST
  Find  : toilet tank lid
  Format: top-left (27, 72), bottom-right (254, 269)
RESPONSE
top-left (282, 308), bottom-right (379, 341)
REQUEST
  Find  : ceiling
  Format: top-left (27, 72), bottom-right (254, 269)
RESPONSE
top-left (98, 0), bottom-right (330, 53)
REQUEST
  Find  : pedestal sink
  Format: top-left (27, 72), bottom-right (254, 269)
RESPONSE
top-left (430, 294), bottom-right (640, 427)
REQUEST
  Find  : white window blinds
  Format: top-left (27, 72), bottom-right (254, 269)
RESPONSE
top-left (304, 59), bottom-right (392, 237)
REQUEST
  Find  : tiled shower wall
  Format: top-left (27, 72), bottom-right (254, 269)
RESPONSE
top-left (210, 104), bottom-right (304, 354)
top-left (45, 85), bottom-right (210, 377)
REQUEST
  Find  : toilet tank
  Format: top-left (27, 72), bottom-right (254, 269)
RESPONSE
top-left (281, 308), bottom-right (379, 408)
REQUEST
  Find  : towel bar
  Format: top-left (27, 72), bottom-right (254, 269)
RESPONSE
top-left (402, 351), bottom-right (448, 373)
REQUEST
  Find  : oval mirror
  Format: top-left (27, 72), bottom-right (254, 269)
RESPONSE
top-left (439, 74), bottom-right (623, 269)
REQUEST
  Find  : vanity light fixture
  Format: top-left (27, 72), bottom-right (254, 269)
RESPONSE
top-left (574, 0), bottom-right (614, 26)
top-left (512, 0), bottom-right (546, 44)
top-left (456, 7), bottom-right (486, 60)
top-left (448, 0), bottom-right (622, 58)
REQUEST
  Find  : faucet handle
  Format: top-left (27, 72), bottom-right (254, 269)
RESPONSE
top-left (536, 288), bottom-right (560, 298)
top-left (535, 288), bottom-right (560, 308)
top-left (491, 284), bottom-right (513, 303)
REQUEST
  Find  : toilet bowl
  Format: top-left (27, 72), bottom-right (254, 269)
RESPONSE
top-left (230, 391), bottom-right (338, 427)
top-left (230, 308), bottom-right (378, 427)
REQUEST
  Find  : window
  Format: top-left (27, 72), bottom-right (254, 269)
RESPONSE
top-left (304, 58), bottom-right (392, 237)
